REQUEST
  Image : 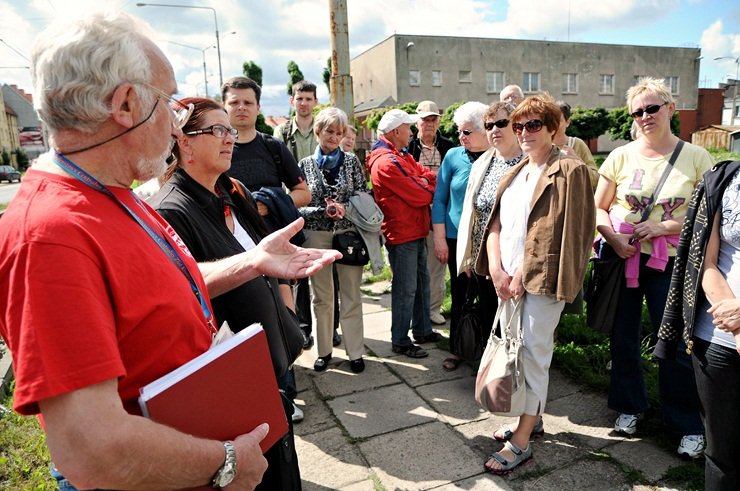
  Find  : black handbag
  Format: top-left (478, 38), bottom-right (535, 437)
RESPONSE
top-left (584, 253), bottom-right (624, 334)
top-left (452, 277), bottom-right (486, 361)
top-left (332, 230), bottom-right (369, 266)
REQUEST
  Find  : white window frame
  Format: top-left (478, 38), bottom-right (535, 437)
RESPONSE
top-left (409, 70), bottom-right (421, 87)
top-left (522, 72), bottom-right (540, 93)
top-left (562, 73), bottom-right (578, 94)
top-left (459, 70), bottom-right (472, 83)
top-left (486, 71), bottom-right (505, 93)
top-left (667, 76), bottom-right (679, 95)
top-left (599, 74), bottom-right (615, 95)
top-left (432, 70), bottom-right (442, 87)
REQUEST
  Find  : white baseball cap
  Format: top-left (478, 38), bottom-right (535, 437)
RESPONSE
top-left (378, 109), bottom-right (419, 133)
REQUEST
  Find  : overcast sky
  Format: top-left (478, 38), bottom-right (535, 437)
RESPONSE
top-left (1, 0), bottom-right (738, 118)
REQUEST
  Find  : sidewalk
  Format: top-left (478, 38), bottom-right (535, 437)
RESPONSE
top-left (291, 280), bottom-right (694, 490)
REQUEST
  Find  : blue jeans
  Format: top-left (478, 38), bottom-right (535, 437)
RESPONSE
top-left (387, 238), bottom-right (432, 347)
top-left (607, 250), bottom-right (703, 435)
top-left (50, 465), bottom-right (106, 491)
top-left (692, 338), bottom-right (740, 491)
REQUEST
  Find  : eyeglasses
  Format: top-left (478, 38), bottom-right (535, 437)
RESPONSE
top-left (484, 119), bottom-right (510, 131)
top-left (630, 102), bottom-right (668, 119)
top-left (185, 124), bottom-right (238, 139)
top-left (511, 119), bottom-right (544, 135)
top-left (140, 82), bottom-right (194, 129)
top-left (458, 129), bottom-right (474, 136)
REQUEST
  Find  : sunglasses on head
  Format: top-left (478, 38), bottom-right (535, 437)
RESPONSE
top-left (484, 119), bottom-right (510, 130)
top-left (458, 129), bottom-right (474, 136)
top-left (630, 102), bottom-right (668, 119)
top-left (511, 119), bottom-right (544, 135)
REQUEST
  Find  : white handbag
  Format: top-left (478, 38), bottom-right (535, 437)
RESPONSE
top-left (474, 299), bottom-right (526, 416)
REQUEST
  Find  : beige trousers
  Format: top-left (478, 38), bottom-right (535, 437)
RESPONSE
top-left (425, 231), bottom-right (447, 314)
top-left (304, 229), bottom-right (365, 360)
top-left (499, 294), bottom-right (564, 415)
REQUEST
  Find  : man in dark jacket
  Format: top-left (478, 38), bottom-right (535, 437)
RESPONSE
top-left (407, 100), bottom-right (454, 325)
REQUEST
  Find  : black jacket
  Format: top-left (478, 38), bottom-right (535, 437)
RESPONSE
top-left (655, 160), bottom-right (740, 359)
top-left (150, 169), bottom-right (300, 377)
top-left (408, 131), bottom-right (455, 164)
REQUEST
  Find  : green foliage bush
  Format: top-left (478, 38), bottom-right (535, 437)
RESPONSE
top-left (567, 106), bottom-right (611, 144)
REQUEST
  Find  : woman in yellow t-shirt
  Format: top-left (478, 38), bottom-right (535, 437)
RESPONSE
top-left (594, 77), bottom-right (713, 458)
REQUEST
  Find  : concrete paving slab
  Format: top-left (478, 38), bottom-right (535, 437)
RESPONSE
top-left (452, 417), bottom-right (519, 459)
top-left (292, 383), bottom-right (337, 438)
top-left (359, 421), bottom-right (486, 491)
top-left (362, 309), bottom-right (392, 340)
top-left (416, 377), bottom-right (489, 426)
top-left (296, 426), bottom-right (372, 490)
top-left (545, 369), bottom-right (581, 402)
top-left (361, 294), bottom-right (391, 313)
top-left (544, 391), bottom-right (626, 450)
top-left (311, 356), bottom-right (401, 399)
top-left (605, 438), bottom-right (685, 483)
top-left (429, 474), bottom-right (514, 490)
top-left (512, 457), bottom-right (631, 490)
top-left (328, 384), bottom-right (438, 439)
top-left (389, 347), bottom-right (476, 388)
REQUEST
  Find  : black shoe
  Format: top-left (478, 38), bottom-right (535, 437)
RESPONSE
top-left (349, 358), bottom-right (365, 373)
top-left (332, 331), bottom-right (342, 347)
top-left (314, 354), bottom-right (332, 372)
top-left (302, 332), bottom-right (314, 350)
top-left (392, 344), bottom-right (429, 358)
top-left (414, 331), bottom-right (444, 344)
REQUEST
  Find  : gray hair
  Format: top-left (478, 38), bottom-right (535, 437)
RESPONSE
top-left (453, 101), bottom-right (488, 131)
top-left (31, 11), bottom-right (156, 133)
top-left (314, 107), bottom-right (348, 135)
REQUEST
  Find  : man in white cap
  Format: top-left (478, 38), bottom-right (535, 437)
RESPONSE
top-left (408, 101), bottom-right (455, 326)
top-left (367, 109), bottom-right (441, 358)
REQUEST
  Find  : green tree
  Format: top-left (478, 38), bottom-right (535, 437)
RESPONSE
top-left (322, 57), bottom-right (332, 96)
top-left (567, 106), bottom-right (611, 146)
top-left (15, 149), bottom-right (30, 170)
top-left (608, 106), bottom-right (681, 141)
top-left (1, 150), bottom-right (10, 166)
top-left (255, 114), bottom-right (274, 135)
top-left (363, 102), bottom-right (419, 131)
top-left (286, 61), bottom-right (305, 95)
top-left (242, 60), bottom-right (262, 87)
top-left (439, 102), bottom-right (464, 144)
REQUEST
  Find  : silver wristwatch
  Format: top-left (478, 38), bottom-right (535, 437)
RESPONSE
top-left (211, 441), bottom-right (237, 488)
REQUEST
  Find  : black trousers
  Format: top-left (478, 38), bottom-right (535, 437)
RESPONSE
top-left (692, 337), bottom-right (740, 491)
top-left (257, 393), bottom-right (302, 491)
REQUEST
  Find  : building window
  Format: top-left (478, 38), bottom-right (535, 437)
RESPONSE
top-left (409, 70), bottom-right (420, 87)
top-left (562, 73), bottom-right (578, 94)
top-left (666, 76), bottom-right (679, 95)
top-left (633, 75), bottom-right (645, 85)
top-left (459, 70), bottom-right (472, 83)
top-left (486, 71), bottom-right (505, 93)
top-left (599, 74), bottom-right (615, 94)
top-left (432, 70), bottom-right (442, 87)
top-left (522, 72), bottom-right (540, 92)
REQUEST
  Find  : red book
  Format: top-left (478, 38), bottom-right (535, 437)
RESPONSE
top-left (138, 324), bottom-right (288, 455)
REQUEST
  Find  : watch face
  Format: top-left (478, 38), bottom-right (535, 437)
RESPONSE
top-left (215, 466), bottom-right (236, 487)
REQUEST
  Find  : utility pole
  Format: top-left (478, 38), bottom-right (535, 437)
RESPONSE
top-left (328, 0), bottom-right (353, 122)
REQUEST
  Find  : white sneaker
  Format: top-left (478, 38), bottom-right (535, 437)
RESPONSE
top-left (677, 434), bottom-right (705, 458)
top-left (430, 312), bottom-right (446, 325)
top-left (614, 413), bottom-right (640, 435)
top-left (291, 403), bottom-right (304, 423)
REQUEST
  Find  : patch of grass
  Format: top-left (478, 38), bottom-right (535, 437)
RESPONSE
top-left (364, 264), bottom-right (391, 283)
top-left (371, 474), bottom-right (387, 491)
top-left (618, 462), bottom-right (645, 485)
top-left (0, 389), bottom-right (55, 491)
top-left (706, 147), bottom-right (740, 163)
top-left (663, 462), bottom-right (704, 491)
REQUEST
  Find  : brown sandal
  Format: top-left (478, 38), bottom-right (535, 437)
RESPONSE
top-left (442, 357), bottom-right (461, 371)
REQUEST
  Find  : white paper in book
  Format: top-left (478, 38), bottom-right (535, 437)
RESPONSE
top-left (139, 322), bottom-right (262, 410)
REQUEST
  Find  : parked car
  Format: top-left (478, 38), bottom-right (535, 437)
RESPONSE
top-left (0, 165), bottom-right (21, 183)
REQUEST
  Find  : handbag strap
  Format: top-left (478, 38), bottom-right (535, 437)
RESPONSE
top-left (489, 298), bottom-right (523, 345)
top-left (639, 140), bottom-right (684, 223)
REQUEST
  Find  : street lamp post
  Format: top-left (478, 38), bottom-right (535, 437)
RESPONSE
top-left (169, 41), bottom-right (214, 97)
top-left (136, 3), bottom-right (224, 87)
top-left (714, 56), bottom-right (740, 126)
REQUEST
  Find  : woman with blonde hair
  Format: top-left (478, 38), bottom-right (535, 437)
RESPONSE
top-left (594, 77), bottom-right (713, 457)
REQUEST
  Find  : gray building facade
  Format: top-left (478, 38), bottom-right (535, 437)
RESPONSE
top-left (351, 34), bottom-right (702, 113)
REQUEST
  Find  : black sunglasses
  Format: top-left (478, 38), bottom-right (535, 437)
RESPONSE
top-left (185, 124), bottom-right (238, 139)
top-left (511, 119), bottom-right (544, 134)
top-left (458, 129), bottom-right (474, 136)
top-left (630, 102), bottom-right (668, 119)
top-left (484, 119), bottom-right (510, 130)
